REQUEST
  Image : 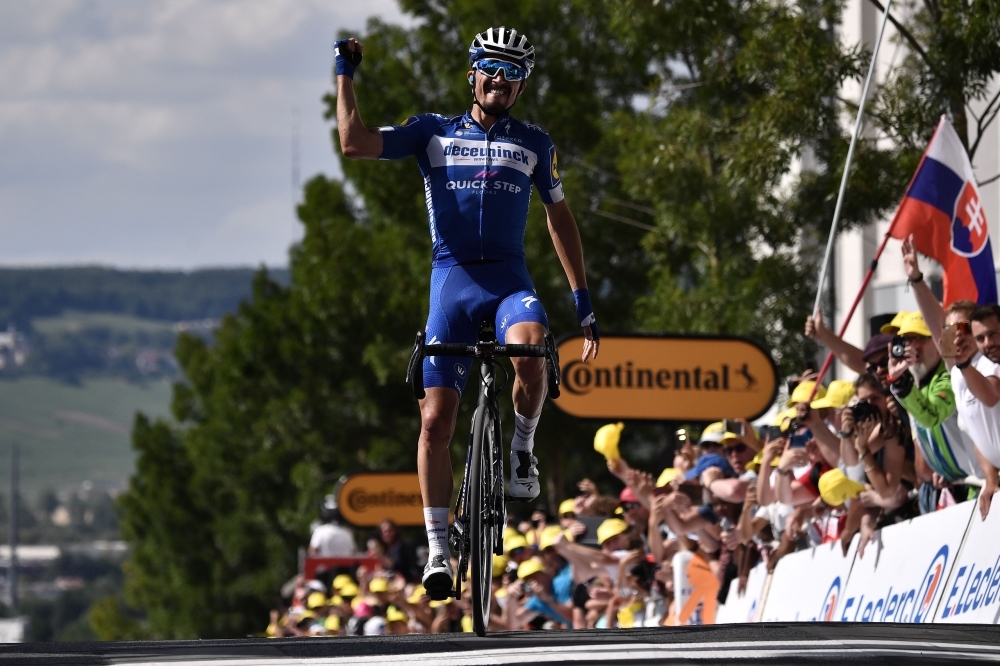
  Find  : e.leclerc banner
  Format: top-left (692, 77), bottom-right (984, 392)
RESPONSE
top-left (553, 334), bottom-right (778, 421)
top-left (935, 496), bottom-right (1000, 623)
top-left (835, 500), bottom-right (974, 623)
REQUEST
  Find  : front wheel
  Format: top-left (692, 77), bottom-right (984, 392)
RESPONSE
top-left (469, 403), bottom-right (495, 637)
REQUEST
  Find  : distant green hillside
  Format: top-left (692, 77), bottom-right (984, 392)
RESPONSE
top-left (0, 377), bottom-right (172, 495)
top-left (0, 265), bottom-right (289, 326)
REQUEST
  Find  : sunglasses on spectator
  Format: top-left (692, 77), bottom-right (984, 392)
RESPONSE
top-left (725, 443), bottom-right (750, 455)
top-left (866, 357), bottom-right (888, 373)
top-left (473, 58), bottom-right (526, 81)
top-left (509, 547), bottom-right (527, 556)
top-left (560, 512), bottom-right (575, 518)
top-left (620, 501), bottom-right (641, 510)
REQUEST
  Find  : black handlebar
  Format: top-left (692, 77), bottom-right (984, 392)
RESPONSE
top-left (405, 331), bottom-right (560, 400)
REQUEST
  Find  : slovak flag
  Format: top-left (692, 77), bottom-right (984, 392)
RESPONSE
top-left (889, 115), bottom-right (996, 306)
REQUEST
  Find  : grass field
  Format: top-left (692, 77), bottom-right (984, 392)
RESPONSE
top-left (31, 310), bottom-right (177, 336)
top-left (0, 377), bottom-right (173, 496)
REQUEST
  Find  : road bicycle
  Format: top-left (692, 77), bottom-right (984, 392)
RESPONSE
top-left (406, 322), bottom-right (560, 636)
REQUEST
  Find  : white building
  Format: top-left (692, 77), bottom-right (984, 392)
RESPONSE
top-left (830, 0), bottom-right (1000, 381)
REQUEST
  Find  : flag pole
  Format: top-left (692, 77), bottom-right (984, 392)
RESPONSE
top-left (812, 0), bottom-right (893, 317)
top-left (808, 0), bottom-right (893, 397)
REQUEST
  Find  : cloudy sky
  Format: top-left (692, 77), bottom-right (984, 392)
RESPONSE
top-left (0, 0), bottom-right (408, 269)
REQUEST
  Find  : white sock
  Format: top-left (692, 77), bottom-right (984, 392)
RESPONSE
top-left (423, 507), bottom-right (450, 560)
top-left (511, 411), bottom-right (540, 453)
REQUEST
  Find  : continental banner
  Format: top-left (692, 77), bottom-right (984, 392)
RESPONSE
top-left (553, 333), bottom-right (778, 421)
top-left (336, 473), bottom-right (424, 527)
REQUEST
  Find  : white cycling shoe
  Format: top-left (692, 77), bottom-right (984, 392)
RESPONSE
top-left (422, 555), bottom-right (454, 601)
top-left (508, 451), bottom-right (540, 500)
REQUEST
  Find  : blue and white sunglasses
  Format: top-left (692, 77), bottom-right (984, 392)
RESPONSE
top-left (473, 58), bottom-right (527, 82)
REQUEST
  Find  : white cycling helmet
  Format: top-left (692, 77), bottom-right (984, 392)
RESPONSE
top-left (468, 26), bottom-right (535, 77)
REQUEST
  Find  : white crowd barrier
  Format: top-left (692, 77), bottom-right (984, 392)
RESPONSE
top-left (714, 499), bottom-right (1000, 624)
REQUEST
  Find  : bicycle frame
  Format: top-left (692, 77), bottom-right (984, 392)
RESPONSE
top-left (406, 324), bottom-right (560, 633)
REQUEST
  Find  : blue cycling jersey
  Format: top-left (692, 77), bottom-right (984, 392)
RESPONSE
top-left (378, 111), bottom-right (564, 267)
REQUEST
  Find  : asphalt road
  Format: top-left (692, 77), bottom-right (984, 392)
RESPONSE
top-left (1, 623), bottom-right (999, 665)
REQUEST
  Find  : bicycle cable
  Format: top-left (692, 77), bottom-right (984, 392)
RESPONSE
top-left (493, 361), bottom-right (509, 393)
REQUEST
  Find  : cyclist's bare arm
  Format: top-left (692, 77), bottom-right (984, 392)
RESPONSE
top-left (544, 199), bottom-right (599, 362)
top-left (336, 39), bottom-right (383, 160)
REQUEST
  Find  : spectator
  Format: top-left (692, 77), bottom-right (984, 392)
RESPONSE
top-left (887, 311), bottom-right (983, 493)
top-left (309, 497), bottom-right (356, 557)
top-left (775, 427), bottom-right (831, 507)
top-left (839, 374), bottom-right (911, 509)
top-left (950, 303), bottom-right (1000, 518)
top-left (376, 519), bottom-right (421, 583)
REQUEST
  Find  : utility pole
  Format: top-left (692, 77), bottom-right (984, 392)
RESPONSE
top-left (8, 444), bottom-right (17, 611)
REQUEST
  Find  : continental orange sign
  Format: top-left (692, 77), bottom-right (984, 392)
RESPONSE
top-left (337, 473), bottom-right (423, 527)
top-left (553, 334), bottom-right (778, 421)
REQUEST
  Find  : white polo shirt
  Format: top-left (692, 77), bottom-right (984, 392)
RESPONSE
top-left (951, 353), bottom-right (1000, 470)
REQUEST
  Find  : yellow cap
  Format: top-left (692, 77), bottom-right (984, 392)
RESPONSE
top-left (386, 606), bottom-right (407, 624)
top-left (772, 406), bottom-right (797, 428)
top-left (597, 518), bottom-right (629, 545)
top-left (406, 584), bottom-right (426, 604)
top-left (811, 379), bottom-right (856, 410)
top-left (504, 534), bottom-right (529, 553)
top-left (324, 615), bottom-right (340, 631)
top-left (492, 554), bottom-right (510, 578)
top-left (880, 310), bottom-right (913, 334)
top-left (368, 578), bottom-right (389, 593)
top-left (429, 597), bottom-right (452, 608)
top-left (328, 595), bottom-right (344, 606)
top-left (698, 422), bottom-right (738, 445)
top-left (307, 592), bottom-right (327, 609)
top-left (339, 583), bottom-right (359, 598)
top-left (333, 574), bottom-right (354, 590)
top-left (538, 525), bottom-right (563, 551)
top-left (745, 451), bottom-right (780, 472)
top-left (594, 422), bottom-right (625, 460)
top-left (786, 381), bottom-right (826, 407)
top-left (897, 311), bottom-right (931, 337)
top-left (517, 557), bottom-right (546, 579)
top-left (558, 499), bottom-right (576, 516)
top-left (655, 468), bottom-right (681, 487)
top-left (818, 468), bottom-right (866, 507)
top-left (297, 610), bottom-right (316, 622)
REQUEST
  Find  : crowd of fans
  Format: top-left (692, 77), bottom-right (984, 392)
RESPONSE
top-left (267, 239), bottom-right (999, 636)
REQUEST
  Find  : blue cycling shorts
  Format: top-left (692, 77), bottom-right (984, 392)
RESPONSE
top-left (424, 262), bottom-right (548, 395)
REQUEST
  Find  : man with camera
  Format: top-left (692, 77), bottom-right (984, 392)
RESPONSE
top-left (886, 311), bottom-right (982, 501)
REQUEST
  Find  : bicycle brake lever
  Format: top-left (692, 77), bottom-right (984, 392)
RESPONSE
top-left (407, 331), bottom-right (426, 399)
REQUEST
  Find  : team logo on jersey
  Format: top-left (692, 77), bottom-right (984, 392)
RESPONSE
top-left (549, 145), bottom-right (560, 186)
top-left (429, 136), bottom-right (537, 177)
top-left (521, 296), bottom-right (538, 310)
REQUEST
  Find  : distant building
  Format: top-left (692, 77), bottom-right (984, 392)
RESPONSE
top-left (0, 325), bottom-right (28, 369)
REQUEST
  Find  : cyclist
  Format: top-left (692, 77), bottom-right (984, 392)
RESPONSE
top-left (335, 26), bottom-right (599, 600)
